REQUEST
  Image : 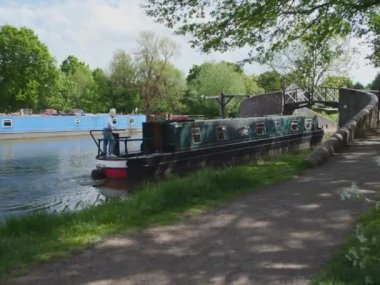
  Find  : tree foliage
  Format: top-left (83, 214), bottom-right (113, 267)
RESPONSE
top-left (135, 31), bottom-right (181, 113)
top-left (152, 62), bottom-right (187, 114)
top-left (145, 0), bottom-right (380, 63)
top-left (108, 50), bottom-right (140, 113)
top-left (184, 61), bottom-right (254, 117)
top-left (92, 68), bottom-right (112, 113)
top-left (270, 38), bottom-right (353, 92)
top-left (59, 55), bottom-right (98, 112)
top-left (321, 75), bottom-right (354, 88)
top-left (257, 71), bottom-right (283, 93)
top-left (368, 12), bottom-right (380, 67)
top-left (369, 73), bottom-right (380, 90)
top-left (0, 25), bottom-right (58, 112)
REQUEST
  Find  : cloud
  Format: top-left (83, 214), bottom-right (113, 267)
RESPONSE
top-left (0, 0), bottom-right (378, 84)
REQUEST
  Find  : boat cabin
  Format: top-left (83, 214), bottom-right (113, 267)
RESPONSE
top-left (141, 115), bottom-right (318, 154)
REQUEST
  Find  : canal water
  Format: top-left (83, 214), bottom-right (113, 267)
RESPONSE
top-left (0, 133), bottom-right (140, 221)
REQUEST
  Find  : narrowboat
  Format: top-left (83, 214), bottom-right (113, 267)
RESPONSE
top-left (90, 115), bottom-right (324, 181)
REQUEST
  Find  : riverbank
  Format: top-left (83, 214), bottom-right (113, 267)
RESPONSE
top-left (0, 152), bottom-right (309, 281)
top-left (4, 128), bottom-right (380, 285)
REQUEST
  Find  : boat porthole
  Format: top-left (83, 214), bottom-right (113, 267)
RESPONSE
top-left (75, 119), bottom-right (80, 125)
top-left (291, 120), bottom-right (299, 131)
top-left (2, 119), bottom-right (12, 128)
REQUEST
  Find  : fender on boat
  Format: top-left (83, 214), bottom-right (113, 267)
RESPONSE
top-left (91, 168), bottom-right (106, 180)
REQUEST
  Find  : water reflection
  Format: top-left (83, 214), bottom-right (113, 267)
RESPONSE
top-left (0, 132), bottom-right (141, 220)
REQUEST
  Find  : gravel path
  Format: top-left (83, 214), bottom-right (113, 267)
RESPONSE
top-left (7, 128), bottom-right (380, 285)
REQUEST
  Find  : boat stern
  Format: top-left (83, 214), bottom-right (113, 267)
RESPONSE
top-left (92, 158), bottom-right (128, 179)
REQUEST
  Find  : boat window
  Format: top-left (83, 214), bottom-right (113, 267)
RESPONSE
top-left (304, 119), bottom-right (313, 130)
top-left (2, 119), bottom-right (12, 127)
top-left (237, 126), bottom-right (249, 136)
top-left (291, 120), bottom-right (299, 131)
top-left (275, 120), bottom-right (281, 133)
top-left (192, 128), bottom-right (202, 144)
top-left (129, 117), bottom-right (134, 125)
top-left (256, 122), bottom-right (266, 135)
top-left (216, 126), bottom-right (227, 140)
top-left (75, 119), bottom-right (80, 125)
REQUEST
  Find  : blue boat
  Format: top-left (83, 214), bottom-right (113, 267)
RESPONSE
top-left (0, 114), bottom-right (146, 139)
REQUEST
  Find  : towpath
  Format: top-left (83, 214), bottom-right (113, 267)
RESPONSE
top-left (6, 128), bottom-right (380, 285)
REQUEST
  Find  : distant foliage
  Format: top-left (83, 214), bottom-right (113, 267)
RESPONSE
top-left (183, 61), bottom-right (261, 117)
top-left (145, 0), bottom-right (380, 66)
top-left (369, 73), bottom-right (380, 90)
top-left (322, 75), bottom-right (354, 88)
top-left (0, 25), bottom-right (59, 112)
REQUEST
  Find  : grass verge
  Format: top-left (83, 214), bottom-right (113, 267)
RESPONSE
top-left (0, 152), bottom-right (310, 281)
top-left (313, 205), bottom-right (380, 285)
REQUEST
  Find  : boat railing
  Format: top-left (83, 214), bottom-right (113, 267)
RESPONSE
top-left (90, 130), bottom-right (143, 157)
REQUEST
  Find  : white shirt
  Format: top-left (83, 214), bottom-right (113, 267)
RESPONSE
top-left (104, 116), bottom-right (115, 130)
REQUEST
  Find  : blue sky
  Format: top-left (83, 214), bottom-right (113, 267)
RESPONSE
top-left (0, 0), bottom-right (378, 85)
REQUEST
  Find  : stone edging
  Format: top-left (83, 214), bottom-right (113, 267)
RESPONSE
top-left (307, 89), bottom-right (379, 166)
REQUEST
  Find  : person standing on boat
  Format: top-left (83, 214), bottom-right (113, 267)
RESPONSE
top-left (102, 108), bottom-right (117, 157)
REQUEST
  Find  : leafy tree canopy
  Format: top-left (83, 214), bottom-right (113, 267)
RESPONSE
top-left (60, 55), bottom-right (87, 75)
top-left (0, 24), bottom-right (58, 112)
top-left (185, 61), bottom-right (249, 117)
top-left (321, 75), bottom-right (354, 88)
top-left (145, 0), bottom-right (380, 63)
top-left (257, 71), bottom-right (283, 92)
top-left (135, 31), bottom-right (180, 113)
top-left (369, 72), bottom-right (380, 90)
top-left (368, 12), bottom-right (380, 66)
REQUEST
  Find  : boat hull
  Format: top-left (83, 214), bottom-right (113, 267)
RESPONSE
top-left (0, 114), bottom-right (145, 139)
top-left (127, 130), bottom-right (323, 182)
top-left (93, 158), bottom-right (128, 179)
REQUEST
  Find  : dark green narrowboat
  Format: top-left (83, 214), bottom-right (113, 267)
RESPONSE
top-left (119, 114), bottom-right (323, 182)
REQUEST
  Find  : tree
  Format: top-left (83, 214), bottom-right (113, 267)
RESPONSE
top-left (368, 12), bottom-right (380, 67)
top-left (243, 74), bottom-right (264, 95)
top-left (71, 65), bottom-right (97, 112)
top-left (145, 0), bottom-right (380, 62)
top-left (257, 71), bottom-right (283, 93)
top-left (59, 55), bottom-right (97, 112)
top-left (369, 73), bottom-right (380, 90)
top-left (0, 25), bottom-right (58, 112)
top-left (322, 75), bottom-right (353, 88)
top-left (152, 62), bottom-right (187, 114)
top-left (135, 31), bottom-right (180, 113)
top-left (270, 37), bottom-right (353, 93)
top-left (108, 50), bottom-right (140, 113)
top-left (184, 61), bottom-right (249, 117)
top-left (353, 82), bottom-right (365, 89)
top-left (60, 55), bottom-right (85, 75)
top-left (92, 68), bottom-right (112, 113)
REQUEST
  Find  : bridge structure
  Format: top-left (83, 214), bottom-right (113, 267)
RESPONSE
top-left (205, 87), bottom-right (339, 119)
top-left (283, 87), bottom-right (339, 114)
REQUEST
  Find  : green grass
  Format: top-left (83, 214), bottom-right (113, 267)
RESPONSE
top-left (311, 107), bottom-right (338, 122)
top-left (0, 152), bottom-right (310, 281)
top-left (313, 205), bottom-right (380, 285)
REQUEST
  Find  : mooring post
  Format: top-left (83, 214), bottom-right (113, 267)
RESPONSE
top-left (220, 92), bottom-right (226, 118)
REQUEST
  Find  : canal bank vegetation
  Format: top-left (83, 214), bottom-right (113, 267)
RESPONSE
top-left (313, 205), bottom-right (380, 285)
top-left (0, 152), bottom-right (310, 280)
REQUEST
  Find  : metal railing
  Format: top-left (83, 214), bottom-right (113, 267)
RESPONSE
top-left (284, 87), bottom-right (339, 105)
top-left (89, 130), bottom-right (143, 157)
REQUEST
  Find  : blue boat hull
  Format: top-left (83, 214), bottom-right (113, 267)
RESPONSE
top-left (0, 114), bottom-right (146, 137)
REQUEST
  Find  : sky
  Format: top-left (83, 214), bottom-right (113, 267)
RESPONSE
top-left (0, 0), bottom-right (379, 85)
